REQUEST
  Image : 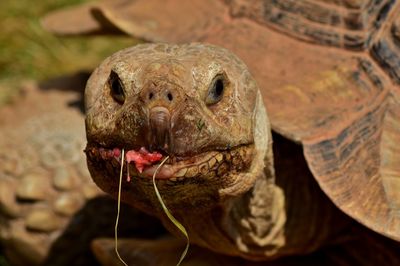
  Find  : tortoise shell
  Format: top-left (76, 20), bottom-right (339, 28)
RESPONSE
top-left (42, 0), bottom-right (400, 242)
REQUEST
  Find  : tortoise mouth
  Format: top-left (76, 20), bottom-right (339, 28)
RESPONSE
top-left (84, 143), bottom-right (254, 182)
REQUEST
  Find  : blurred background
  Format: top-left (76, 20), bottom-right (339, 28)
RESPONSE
top-left (0, 1), bottom-right (135, 265)
top-left (0, 0), bottom-right (134, 106)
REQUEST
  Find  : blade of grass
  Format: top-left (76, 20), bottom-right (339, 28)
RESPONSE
top-left (115, 148), bottom-right (128, 266)
top-left (153, 156), bottom-right (190, 266)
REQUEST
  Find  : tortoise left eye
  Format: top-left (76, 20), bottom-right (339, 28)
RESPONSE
top-left (109, 70), bottom-right (125, 104)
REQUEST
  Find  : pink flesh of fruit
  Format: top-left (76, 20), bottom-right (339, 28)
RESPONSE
top-left (104, 147), bottom-right (163, 182)
top-left (126, 147), bottom-right (163, 173)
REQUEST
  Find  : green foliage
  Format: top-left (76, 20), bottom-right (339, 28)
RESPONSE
top-left (153, 157), bottom-right (190, 266)
top-left (0, 0), bottom-right (134, 105)
top-left (0, 254), bottom-right (9, 266)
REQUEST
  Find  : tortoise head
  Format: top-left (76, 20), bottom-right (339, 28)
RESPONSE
top-left (84, 43), bottom-right (271, 218)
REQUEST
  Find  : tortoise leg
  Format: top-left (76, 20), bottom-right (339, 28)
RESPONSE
top-left (91, 237), bottom-right (240, 266)
top-left (93, 235), bottom-right (400, 266)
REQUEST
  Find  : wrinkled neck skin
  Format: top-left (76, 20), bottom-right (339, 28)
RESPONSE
top-left (160, 93), bottom-right (349, 261)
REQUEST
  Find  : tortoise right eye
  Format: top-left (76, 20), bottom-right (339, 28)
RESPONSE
top-left (109, 70), bottom-right (125, 104)
top-left (206, 74), bottom-right (226, 105)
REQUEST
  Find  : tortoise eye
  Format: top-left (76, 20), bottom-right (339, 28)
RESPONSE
top-left (206, 74), bottom-right (225, 105)
top-left (109, 70), bottom-right (125, 104)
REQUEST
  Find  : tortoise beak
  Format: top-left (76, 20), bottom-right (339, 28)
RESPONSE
top-left (148, 106), bottom-right (172, 152)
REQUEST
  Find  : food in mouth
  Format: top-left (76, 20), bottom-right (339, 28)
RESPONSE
top-left (125, 147), bottom-right (163, 173)
top-left (86, 144), bottom-right (254, 183)
top-left (97, 147), bottom-right (163, 181)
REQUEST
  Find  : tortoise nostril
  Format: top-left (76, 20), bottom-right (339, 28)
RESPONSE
top-left (142, 82), bottom-right (177, 104)
top-left (167, 92), bottom-right (173, 101)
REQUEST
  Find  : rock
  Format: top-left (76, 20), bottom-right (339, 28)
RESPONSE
top-left (4, 221), bottom-right (48, 266)
top-left (25, 209), bottom-right (62, 232)
top-left (40, 144), bottom-right (63, 169)
top-left (16, 172), bottom-right (51, 201)
top-left (1, 149), bottom-right (24, 177)
top-left (53, 168), bottom-right (76, 191)
top-left (53, 192), bottom-right (84, 216)
top-left (0, 176), bottom-right (21, 217)
top-left (82, 183), bottom-right (103, 199)
top-left (75, 159), bottom-right (91, 180)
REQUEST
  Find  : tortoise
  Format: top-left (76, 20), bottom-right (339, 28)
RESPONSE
top-left (82, 42), bottom-right (400, 265)
top-left (1, 0), bottom-right (399, 265)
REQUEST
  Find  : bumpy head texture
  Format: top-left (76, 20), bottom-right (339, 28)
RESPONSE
top-left (84, 43), bottom-right (270, 217)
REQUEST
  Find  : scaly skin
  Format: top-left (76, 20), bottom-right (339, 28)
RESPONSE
top-left (84, 43), bottom-right (351, 260)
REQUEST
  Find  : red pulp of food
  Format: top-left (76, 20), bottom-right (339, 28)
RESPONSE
top-left (125, 147), bottom-right (163, 173)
